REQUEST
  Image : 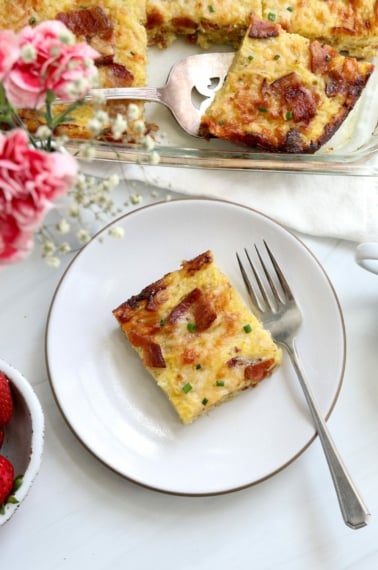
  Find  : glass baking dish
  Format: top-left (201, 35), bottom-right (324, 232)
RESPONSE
top-left (67, 42), bottom-right (378, 177)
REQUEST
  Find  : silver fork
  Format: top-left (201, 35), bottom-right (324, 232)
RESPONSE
top-left (56, 52), bottom-right (233, 137)
top-left (237, 241), bottom-right (370, 530)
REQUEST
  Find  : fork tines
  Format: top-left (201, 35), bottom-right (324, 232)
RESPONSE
top-left (236, 241), bottom-right (294, 313)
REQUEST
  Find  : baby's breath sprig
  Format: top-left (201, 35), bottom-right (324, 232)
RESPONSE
top-left (37, 91), bottom-right (161, 267)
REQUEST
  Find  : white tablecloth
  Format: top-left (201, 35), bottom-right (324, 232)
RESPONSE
top-left (84, 160), bottom-right (378, 243)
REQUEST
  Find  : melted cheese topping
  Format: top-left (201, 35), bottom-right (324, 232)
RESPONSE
top-left (199, 16), bottom-right (374, 153)
top-left (113, 251), bottom-right (282, 424)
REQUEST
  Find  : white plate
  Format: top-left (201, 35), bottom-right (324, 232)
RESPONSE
top-left (45, 198), bottom-right (345, 495)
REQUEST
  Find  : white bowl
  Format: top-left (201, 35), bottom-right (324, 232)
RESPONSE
top-left (0, 358), bottom-right (45, 526)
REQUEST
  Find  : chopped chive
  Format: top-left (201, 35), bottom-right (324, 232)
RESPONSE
top-left (195, 364), bottom-right (202, 370)
top-left (325, 54), bottom-right (332, 62)
top-left (268, 12), bottom-right (276, 21)
top-left (182, 383), bottom-right (193, 393)
top-left (202, 398), bottom-right (209, 406)
top-left (258, 107), bottom-right (268, 113)
top-left (29, 16), bottom-right (37, 24)
top-left (187, 322), bottom-right (197, 333)
top-left (247, 55), bottom-right (254, 61)
top-left (285, 110), bottom-right (293, 120)
top-left (208, 4), bottom-right (215, 12)
top-left (218, 119), bottom-right (225, 126)
top-left (286, 6), bottom-right (294, 12)
top-left (159, 319), bottom-right (166, 327)
top-left (243, 324), bottom-right (252, 333)
top-left (216, 380), bottom-right (225, 387)
top-left (273, 54), bottom-right (280, 60)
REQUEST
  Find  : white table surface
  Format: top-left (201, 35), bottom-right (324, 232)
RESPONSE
top-left (1, 185), bottom-right (378, 570)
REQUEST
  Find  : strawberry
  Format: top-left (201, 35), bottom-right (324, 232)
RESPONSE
top-left (0, 455), bottom-right (15, 507)
top-left (0, 371), bottom-right (13, 426)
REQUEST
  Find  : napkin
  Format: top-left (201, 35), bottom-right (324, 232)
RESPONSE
top-left (84, 159), bottom-right (378, 243)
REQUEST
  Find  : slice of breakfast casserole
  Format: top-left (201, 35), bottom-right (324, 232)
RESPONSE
top-left (113, 250), bottom-right (282, 424)
top-left (199, 15), bottom-right (374, 153)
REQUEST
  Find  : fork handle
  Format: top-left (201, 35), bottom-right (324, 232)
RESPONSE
top-left (56, 87), bottom-right (164, 104)
top-left (286, 341), bottom-right (370, 530)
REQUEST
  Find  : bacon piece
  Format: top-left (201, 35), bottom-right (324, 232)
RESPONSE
top-left (167, 287), bottom-right (217, 331)
top-left (95, 54), bottom-right (114, 66)
top-left (56, 7), bottom-right (113, 41)
top-left (227, 357), bottom-right (275, 382)
top-left (144, 342), bottom-right (166, 368)
top-left (127, 331), bottom-right (166, 368)
top-left (127, 331), bottom-right (149, 347)
top-left (182, 251), bottom-right (213, 276)
top-left (95, 58), bottom-right (134, 88)
top-left (113, 279), bottom-right (168, 324)
top-left (270, 73), bottom-right (317, 122)
top-left (107, 63), bottom-right (134, 85)
top-left (171, 17), bottom-right (196, 31)
top-left (127, 278), bottom-right (168, 312)
top-left (248, 17), bottom-right (280, 39)
top-left (167, 288), bottom-right (202, 324)
top-left (244, 358), bottom-right (275, 382)
top-left (193, 299), bottom-right (217, 331)
top-left (310, 41), bottom-right (335, 75)
top-left (146, 9), bottom-right (164, 29)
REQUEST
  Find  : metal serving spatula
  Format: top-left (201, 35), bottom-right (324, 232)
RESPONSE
top-left (84, 52), bottom-right (234, 137)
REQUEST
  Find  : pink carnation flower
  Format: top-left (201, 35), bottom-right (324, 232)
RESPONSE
top-left (3, 20), bottom-right (99, 109)
top-left (0, 213), bottom-right (34, 265)
top-left (0, 30), bottom-right (20, 81)
top-left (0, 129), bottom-right (78, 265)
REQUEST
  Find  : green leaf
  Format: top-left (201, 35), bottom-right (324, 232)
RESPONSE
top-left (13, 475), bottom-right (23, 493)
top-left (7, 495), bottom-right (19, 505)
